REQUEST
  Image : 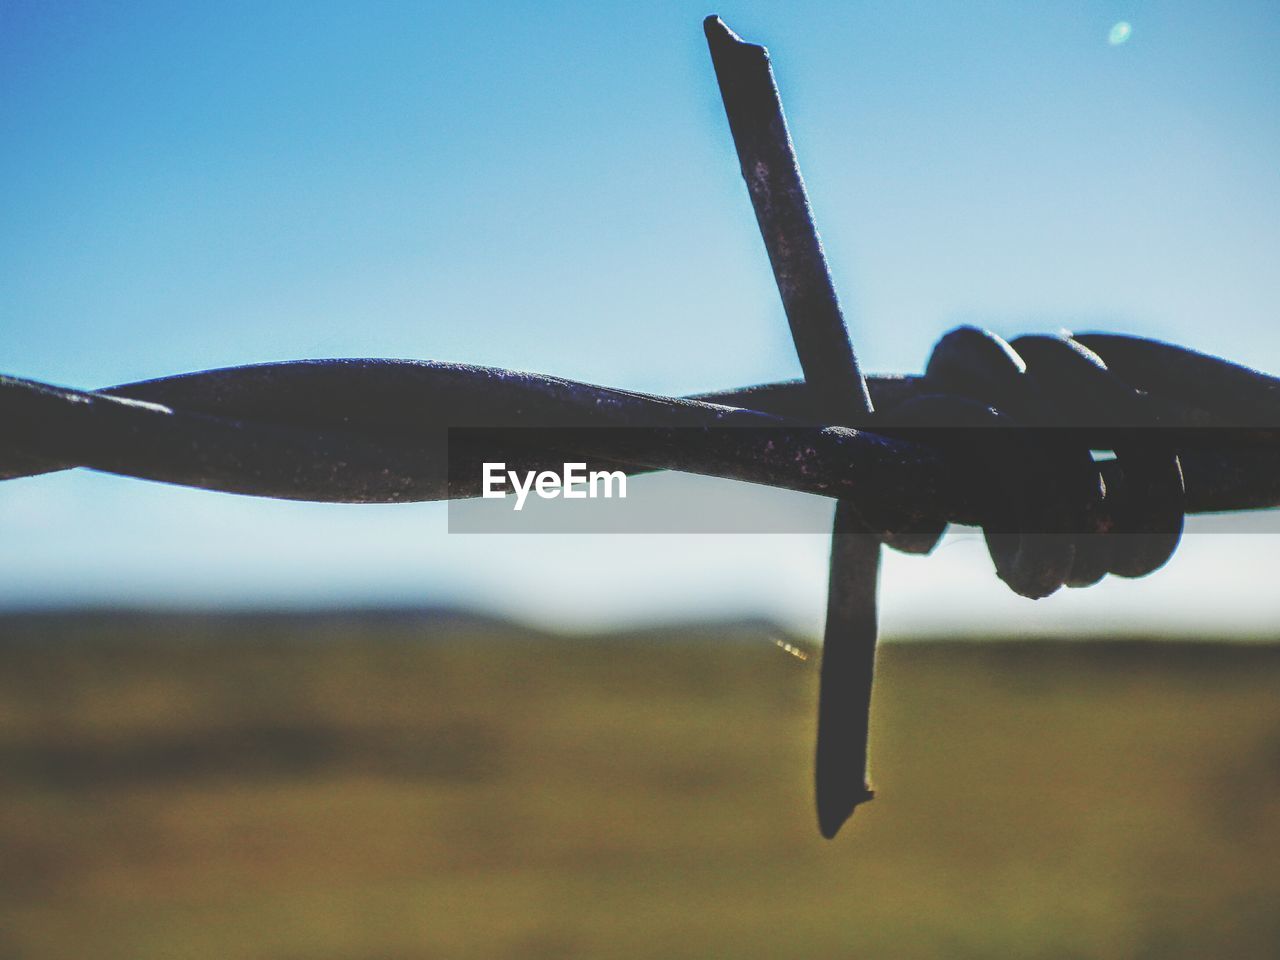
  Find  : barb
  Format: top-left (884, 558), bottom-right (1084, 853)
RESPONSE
top-left (3, 16), bottom-right (1279, 840)
top-left (705, 14), bottom-right (879, 839)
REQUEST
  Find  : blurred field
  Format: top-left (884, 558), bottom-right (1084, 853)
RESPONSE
top-left (0, 614), bottom-right (1277, 960)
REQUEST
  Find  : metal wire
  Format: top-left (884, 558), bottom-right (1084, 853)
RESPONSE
top-left (3, 15), bottom-right (1277, 839)
top-left (4, 349), bottom-right (1278, 509)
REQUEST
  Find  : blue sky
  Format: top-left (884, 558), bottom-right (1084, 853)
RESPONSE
top-left (3, 1), bottom-right (1279, 635)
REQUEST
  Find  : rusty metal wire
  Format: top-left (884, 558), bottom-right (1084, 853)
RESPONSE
top-left (3, 15), bottom-right (1278, 839)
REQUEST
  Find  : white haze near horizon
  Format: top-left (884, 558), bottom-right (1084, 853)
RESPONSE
top-left (1, 470), bottom-right (1276, 639)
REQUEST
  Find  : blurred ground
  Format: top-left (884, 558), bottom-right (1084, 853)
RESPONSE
top-left (0, 614), bottom-right (1277, 959)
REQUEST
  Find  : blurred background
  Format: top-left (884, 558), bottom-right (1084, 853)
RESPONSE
top-left (2, 1), bottom-right (1278, 957)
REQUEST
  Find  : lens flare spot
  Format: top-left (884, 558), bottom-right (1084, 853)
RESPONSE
top-left (773, 638), bottom-right (810, 661)
top-left (1108, 21), bottom-right (1132, 46)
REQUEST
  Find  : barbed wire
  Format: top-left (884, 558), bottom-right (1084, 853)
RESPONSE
top-left (3, 15), bottom-right (1277, 839)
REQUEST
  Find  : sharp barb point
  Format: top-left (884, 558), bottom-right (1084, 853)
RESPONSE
top-left (703, 15), bottom-right (758, 54)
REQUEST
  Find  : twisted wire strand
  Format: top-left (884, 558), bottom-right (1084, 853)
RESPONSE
top-left (3, 326), bottom-right (1279, 565)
